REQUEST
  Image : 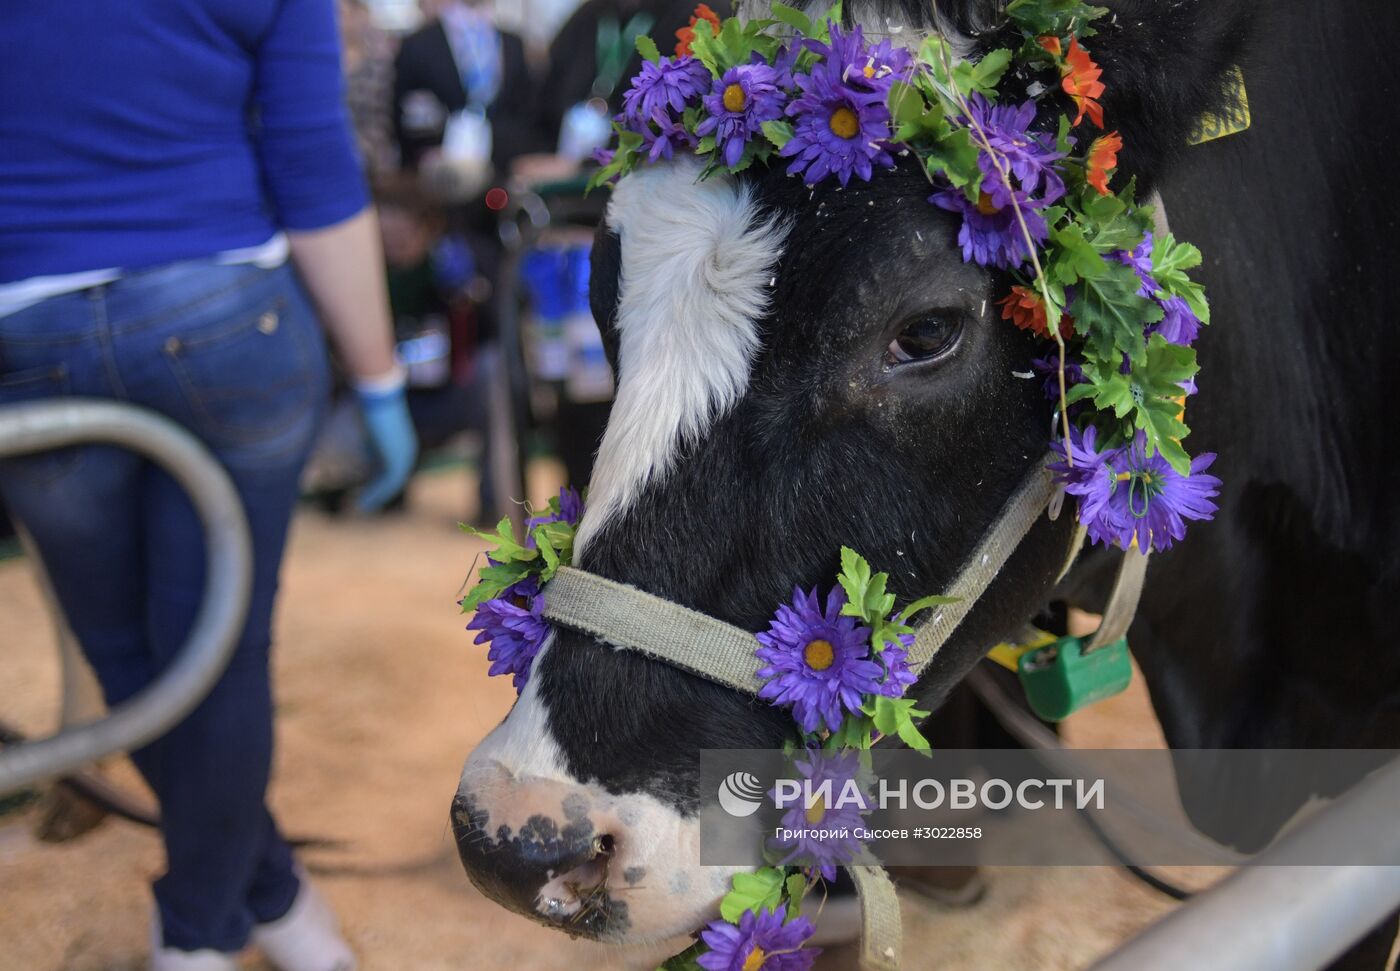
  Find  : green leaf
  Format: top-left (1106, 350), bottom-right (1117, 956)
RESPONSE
top-left (784, 873), bottom-right (809, 915)
top-left (586, 127), bottom-right (644, 193)
top-left (635, 34), bottom-right (660, 64)
top-left (1128, 335), bottom-right (1198, 473)
top-left (1150, 232), bottom-right (1203, 274)
top-left (688, 18), bottom-right (722, 75)
top-left (889, 81), bottom-right (947, 144)
top-left (1070, 260), bottom-right (1161, 363)
top-left (825, 714), bottom-right (876, 751)
top-left (768, 2), bottom-right (814, 36)
top-left (1150, 232), bottom-right (1211, 325)
top-left (720, 868), bottom-right (786, 923)
top-left (837, 547), bottom-right (873, 618)
top-left (761, 119), bottom-right (795, 150)
top-left (1048, 222), bottom-right (1107, 285)
top-left (865, 696), bottom-right (932, 753)
top-left (657, 941), bottom-right (708, 971)
top-left (900, 593), bottom-right (960, 620)
top-left (969, 48), bottom-right (1014, 90)
top-left (1006, 0), bottom-right (1110, 37)
top-left (924, 128), bottom-right (982, 198)
top-left (1078, 335), bottom-right (1198, 474)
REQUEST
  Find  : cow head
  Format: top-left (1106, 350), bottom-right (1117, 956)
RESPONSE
top-left (453, 0), bottom-right (1256, 951)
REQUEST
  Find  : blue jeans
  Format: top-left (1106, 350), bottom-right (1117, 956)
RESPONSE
top-left (0, 260), bottom-right (329, 951)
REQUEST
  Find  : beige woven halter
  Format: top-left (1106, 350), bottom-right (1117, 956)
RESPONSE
top-left (540, 458), bottom-right (1148, 970)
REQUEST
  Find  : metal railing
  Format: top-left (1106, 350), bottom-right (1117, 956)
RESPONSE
top-left (1090, 754), bottom-right (1400, 971)
top-left (0, 399), bottom-right (252, 796)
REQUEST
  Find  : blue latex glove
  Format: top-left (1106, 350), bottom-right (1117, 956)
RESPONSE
top-left (356, 381), bottom-right (418, 512)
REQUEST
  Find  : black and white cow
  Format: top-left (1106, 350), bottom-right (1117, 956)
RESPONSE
top-left (453, 0), bottom-right (1400, 965)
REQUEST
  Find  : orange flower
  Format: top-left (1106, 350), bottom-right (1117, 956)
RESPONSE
top-left (1061, 36), bottom-right (1105, 128)
top-left (1085, 131), bottom-right (1122, 195)
top-left (998, 286), bottom-right (1072, 340)
top-left (1037, 35), bottom-right (1062, 58)
top-left (675, 3), bottom-right (723, 57)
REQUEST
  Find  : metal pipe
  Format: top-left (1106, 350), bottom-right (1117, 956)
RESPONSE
top-left (965, 666), bottom-right (1246, 865)
top-left (1089, 755), bottom-right (1400, 971)
top-left (0, 399), bottom-right (252, 796)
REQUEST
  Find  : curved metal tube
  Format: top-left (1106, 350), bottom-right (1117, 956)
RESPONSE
top-left (0, 399), bottom-right (252, 796)
top-left (1090, 755), bottom-right (1400, 971)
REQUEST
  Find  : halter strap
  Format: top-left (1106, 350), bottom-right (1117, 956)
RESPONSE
top-left (540, 456), bottom-right (1064, 688)
top-left (539, 565), bottom-right (765, 693)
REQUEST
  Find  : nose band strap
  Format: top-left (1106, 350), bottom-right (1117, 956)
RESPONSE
top-left (539, 565), bottom-right (767, 693)
top-left (540, 456), bottom-right (1063, 688)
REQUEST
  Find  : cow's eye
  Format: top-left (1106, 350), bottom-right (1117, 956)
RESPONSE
top-left (885, 312), bottom-right (962, 366)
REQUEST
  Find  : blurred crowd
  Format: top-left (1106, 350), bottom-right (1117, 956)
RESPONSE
top-left (312, 0), bottom-right (733, 524)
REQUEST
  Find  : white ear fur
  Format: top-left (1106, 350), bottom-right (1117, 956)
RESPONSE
top-left (575, 158), bottom-right (789, 555)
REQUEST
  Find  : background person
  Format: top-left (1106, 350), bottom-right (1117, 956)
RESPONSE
top-left (0, 1), bottom-right (417, 969)
top-left (392, 0), bottom-right (540, 175)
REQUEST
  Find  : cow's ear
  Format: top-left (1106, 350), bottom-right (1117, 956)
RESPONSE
top-left (1083, 0), bottom-right (1260, 191)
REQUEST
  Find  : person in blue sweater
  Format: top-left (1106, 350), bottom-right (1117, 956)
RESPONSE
top-left (0, 2), bottom-right (418, 969)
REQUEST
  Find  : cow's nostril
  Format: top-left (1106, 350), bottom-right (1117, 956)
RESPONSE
top-left (595, 833), bottom-right (615, 857)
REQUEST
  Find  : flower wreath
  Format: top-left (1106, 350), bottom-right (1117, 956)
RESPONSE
top-left (593, 0), bottom-right (1223, 554)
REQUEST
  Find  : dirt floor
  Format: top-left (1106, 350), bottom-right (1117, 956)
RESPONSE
top-left (1, 464), bottom-right (1238, 971)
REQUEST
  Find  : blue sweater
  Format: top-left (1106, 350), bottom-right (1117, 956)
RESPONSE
top-left (0, 0), bottom-right (368, 284)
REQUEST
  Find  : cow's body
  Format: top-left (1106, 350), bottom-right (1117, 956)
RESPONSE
top-left (1113, 0), bottom-right (1400, 787)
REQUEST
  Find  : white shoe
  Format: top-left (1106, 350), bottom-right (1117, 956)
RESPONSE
top-left (149, 908), bottom-right (239, 971)
top-left (251, 878), bottom-right (357, 971)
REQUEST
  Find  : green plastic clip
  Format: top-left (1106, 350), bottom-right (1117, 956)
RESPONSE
top-left (1016, 635), bottom-right (1132, 722)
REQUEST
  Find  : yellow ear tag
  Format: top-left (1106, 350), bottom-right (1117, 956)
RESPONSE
top-left (1188, 66), bottom-right (1250, 145)
top-left (986, 627), bottom-right (1059, 673)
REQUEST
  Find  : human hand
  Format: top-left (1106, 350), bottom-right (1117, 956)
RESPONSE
top-left (355, 372), bottom-right (418, 512)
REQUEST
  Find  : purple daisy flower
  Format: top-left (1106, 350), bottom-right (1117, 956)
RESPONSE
top-left (1155, 294), bottom-right (1202, 346)
top-left (931, 185), bottom-right (1050, 269)
top-left (779, 58), bottom-right (896, 186)
top-left (1111, 233), bottom-right (1203, 345)
top-left (876, 631), bottom-right (918, 697)
top-left (697, 58), bottom-right (788, 168)
top-left (1031, 353), bottom-right (1087, 402)
top-left (698, 904), bottom-right (820, 971)
top-left (638, 109), bottom-right (698, 162)
top-left (963, 93), bottom-right (1065, 208)
top-left (1049, 424), bottom-right (1127, 549)
top-left (467, 594), bottom-right (549, 693)
top-left (806, 23), bottom-right (912, 94)
top-left (769, 750), bottom-right (870, 881)
top-left (756, 586), bottom-right (884, 735)
top-left (621, 55), bottom-right (711, 126)
top-left (1113, 232), bottom-right (1155, 289)
top-left (1050, 427), bottom-right (1221, 552)
top-left (1110, 432), bottom-right (1221, 552)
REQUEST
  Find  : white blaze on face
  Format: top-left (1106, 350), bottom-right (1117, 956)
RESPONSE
top-left (574, 158), bottom-right (790, 555)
